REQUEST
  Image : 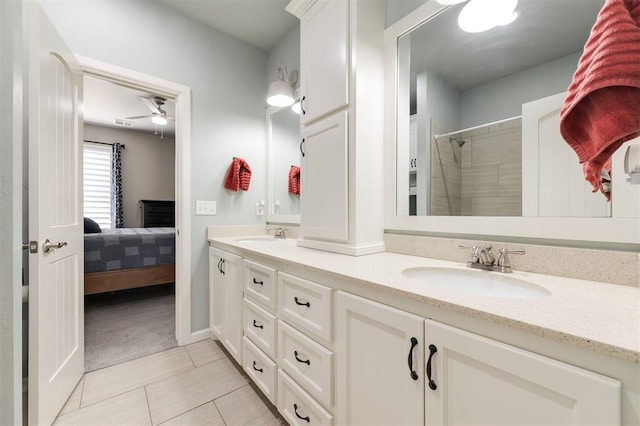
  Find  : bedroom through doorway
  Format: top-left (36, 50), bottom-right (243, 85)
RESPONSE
top-left (82, 74), bottom-right (178, 372)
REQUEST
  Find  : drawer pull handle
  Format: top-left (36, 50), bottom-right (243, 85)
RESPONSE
top-left (294, 296), bottom-right (310, 307)
top-left (294, 350), bottom-right (310, 365)
top-left (252, 320), bottom-right (264, 329)
top-left (252, 361), bottom-right (263, 373)
top-left (294, 403), bottom-right (310, 423)
top-left (407, 337), bottom-right (419, 381)
top-left (426, 344), bottom-right (438, 390)
top-left (252, 278), bottom-right (263, 286)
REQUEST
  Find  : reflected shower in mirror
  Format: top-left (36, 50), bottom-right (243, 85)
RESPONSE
top-left (268, 105), bottom-right (301, 222)
top-left (395, 0), bottom-right (627, 218)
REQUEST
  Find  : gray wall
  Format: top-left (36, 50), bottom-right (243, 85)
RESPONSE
top-left (459, 52), bottom-right (580, 128)
top-left (39, 0), bottom-right (269, 332)
top-left (0, 0), bottom-right (23, 424)
top-left (84, 125), bottom-right (176, 228)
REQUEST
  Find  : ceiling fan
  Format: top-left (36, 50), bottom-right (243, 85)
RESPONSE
top-left (126, 96), bottom-right (174, 126)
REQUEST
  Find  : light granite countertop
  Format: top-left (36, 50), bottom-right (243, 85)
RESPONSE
top-left (209, 236), bottom-right (640, 364)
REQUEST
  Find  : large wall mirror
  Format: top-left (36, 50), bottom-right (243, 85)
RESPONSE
top-left (267, 105), bottom-right (301, 224)
top-left (384, 0), bottom-right (640, 246)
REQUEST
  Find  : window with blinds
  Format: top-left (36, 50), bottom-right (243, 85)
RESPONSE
top-left (83, 142), bottom-right (112, 229)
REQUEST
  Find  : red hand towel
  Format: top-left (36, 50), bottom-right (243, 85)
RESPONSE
top-left (224, 157), bottom-right (252, 191)
top-left (288, 165), bottom-right (300, 195)
top-left (560, 0), bottom-right (640, 200)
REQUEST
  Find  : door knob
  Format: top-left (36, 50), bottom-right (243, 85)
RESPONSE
top-left (43, 239), bottom-right (68, 254)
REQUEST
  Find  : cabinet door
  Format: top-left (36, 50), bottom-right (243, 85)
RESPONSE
top-left (425, 320), bottom-right (621, 425)
top-left (209, 247), bottom-right (226, 341)
top-left (222, 251), bottom-right (243, 364)
top-left (300, 0), bottom-right (349, 124)
top-left (409, 115), bottom-right (417, 172)
top-left (300, 111), bottom-right (348, 242)
top-left (336, 291), bottom-right (424, 426)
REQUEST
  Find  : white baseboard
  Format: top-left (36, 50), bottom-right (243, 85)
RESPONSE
top-left (179, 328), bottom-right (211, 346)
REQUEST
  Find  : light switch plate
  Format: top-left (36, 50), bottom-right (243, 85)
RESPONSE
top-left (196, 200), bottom-right (216, 215)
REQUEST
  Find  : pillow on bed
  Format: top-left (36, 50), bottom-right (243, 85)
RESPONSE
top-left (84, 217), bottom-right (102, 234)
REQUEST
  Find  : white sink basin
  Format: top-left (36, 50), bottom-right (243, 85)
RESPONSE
top-left (235, 236), bottom-right (278, 243)
top-left (402, 267), bottom-right (551, 299)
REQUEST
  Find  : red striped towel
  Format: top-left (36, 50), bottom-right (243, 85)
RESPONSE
top-left (224, 157), bottom-right (252, 191)
top-left (560, 0), bottom-right (640, 200)
top-left (288, 165), bottom-right (300, 195)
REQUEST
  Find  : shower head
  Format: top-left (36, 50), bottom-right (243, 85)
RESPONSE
top-left (449, 137), bottom-right (466, 148)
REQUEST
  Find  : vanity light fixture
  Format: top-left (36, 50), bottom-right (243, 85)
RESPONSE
top-left (267, 62), bottom-right (299, 107)
top-left (438, 0), bottom-right (519, 33)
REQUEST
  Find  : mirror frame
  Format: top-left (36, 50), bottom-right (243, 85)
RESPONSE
top-left (383, 0), bottom-right (639, 247)
top-left (266, 105), bottom-right (300, 225)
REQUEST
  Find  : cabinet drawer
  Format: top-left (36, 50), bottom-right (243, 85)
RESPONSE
top-left (278, 369), bottom-right (333, 426)
top-left (243, 337), bottom-right (277, 404)
top-left (279, 321), bottom-right (333, 410)
top-left (244, 298), bottom-right (278, 359)
top-left (278, 272), bottom-right (333, 344)
top-left (244, 259), bottom-right (277, 311)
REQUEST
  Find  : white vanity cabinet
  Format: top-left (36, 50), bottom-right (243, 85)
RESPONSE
top-left (288, 0), bottom-right (386, 255)
top-left (334, 289), bottom-right (622, 426)
top-left (424, 320), bottom-right (621, 425)
top-left (208, 247), bottom-right (243, 364)
top-left (277, 272), bottom-right (335, 424)
top-left (335, 291), bottom-right (425, 426)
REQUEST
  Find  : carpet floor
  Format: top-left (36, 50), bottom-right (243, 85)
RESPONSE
top-left (84, 284), bottom-right (177, 372)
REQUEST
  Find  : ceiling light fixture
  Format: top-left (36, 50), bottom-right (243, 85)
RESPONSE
top-left (438, 0), bottom-right (519, 33)
top-left (267, 62), bottom-right (298, 107)
top-left (151, 114), bottom-right (168, 126)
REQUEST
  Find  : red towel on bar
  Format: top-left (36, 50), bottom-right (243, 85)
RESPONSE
top-left (560, 0), bottom-right (640, 200)
top-left (224, 157), bottom-right (252, 191)
top-left (288, 165), bottom-right (300, 195)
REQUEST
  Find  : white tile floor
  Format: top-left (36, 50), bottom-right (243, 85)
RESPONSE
top-left (54, 339), bottom-right (285, 425)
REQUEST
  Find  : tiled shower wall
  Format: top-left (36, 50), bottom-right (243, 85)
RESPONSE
top-left (431, 119), bottom-right (522, 216)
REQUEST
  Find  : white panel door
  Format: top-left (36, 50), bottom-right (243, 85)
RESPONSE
top-left (300, 0), bottom-right (349, 124)
top-left (522, 92), bottom-right (609, 217)
top-left (300, 112), bottom-right (349, 242)
top-left (28, 5), bottom-right (84, 425)
top-left (425, 320), bottom-right (621, 425)
top-left (336, 291), bottom-right (424, 426)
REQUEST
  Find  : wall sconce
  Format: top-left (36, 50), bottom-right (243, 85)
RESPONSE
top-left (267, 62), bottom-right (298, 107)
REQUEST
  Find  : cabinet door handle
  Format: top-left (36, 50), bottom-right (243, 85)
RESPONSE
top-left (407, 337), bottom-right (419, 381)
top-left (220, 259), bottom-right (225, 275)
top-left (252, 277), bottom-right (263, 286)
top-left (294, 350), bottom-right (310, 365)
top-left (299, 138), bottom-right (306, 158)
top-left (217, 258), bottom-right (223, 274)
top-left (300, 96), bottom-right (306, 115)
top-left (294, 296), bottom-right (310, 307)
top-left (426, 344), bottom-right (438, 390)
top-left (252, 361), bottom-right (263, 373)
top-left (294, 403), bottom-right (310, 423)
top-left (252, 320), bottom-right (263, 329)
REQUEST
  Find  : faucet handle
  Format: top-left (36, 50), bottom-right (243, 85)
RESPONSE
top-left (496, 248), bottom-right (525, 273)
top-left (459, 244), bottom-right (480, 264)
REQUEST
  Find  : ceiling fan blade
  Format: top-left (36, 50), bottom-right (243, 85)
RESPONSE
top-left (125, 114), bottom-right (153, 120)
top-left (139, 96), bottom-right (161, 114)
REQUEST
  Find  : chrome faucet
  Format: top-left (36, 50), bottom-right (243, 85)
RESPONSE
top-left (266, 226), bottom-right (287, 239)
top-left (460, 244), bottom-right (525, 273)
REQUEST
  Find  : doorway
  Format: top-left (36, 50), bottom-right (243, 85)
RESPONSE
top-left (82, 74), bottom-right (178, 371)
top-left (78, 56), bottom-right (193, 353)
